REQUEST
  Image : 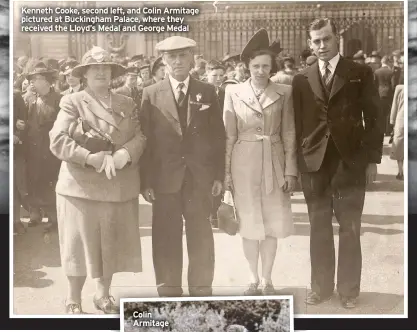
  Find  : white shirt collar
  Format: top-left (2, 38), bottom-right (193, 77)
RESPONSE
top-left (318, 53), bottom-right (340, 76)
top-left (168, 75), bottom-right (190, 95)
top-left (70, 84), bottom-right (81, 92)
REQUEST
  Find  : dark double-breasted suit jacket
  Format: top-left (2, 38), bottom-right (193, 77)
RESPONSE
top-left (140, 77), bottom-right (226, 194)
top-left (292, 57), bottom-right (383, 174)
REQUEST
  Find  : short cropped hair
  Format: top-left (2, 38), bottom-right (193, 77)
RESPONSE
top-left (207, 60), bottom-right (225, 72)
top-left (195, 58), bottom-right (207, 69)
top-left (309, 18), bottom-right (338, 36)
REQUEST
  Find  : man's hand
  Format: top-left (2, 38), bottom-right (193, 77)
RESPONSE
top-left (224, 173), bottom-right (234, 191)
top-left (212, 180), bottom-right (223, 197)
top-left (366, 163), bottom-right (377, 185)
top-left (283, 175), bottom-right (298, 193)
top-left (142, 188), bottom-right (155, 203)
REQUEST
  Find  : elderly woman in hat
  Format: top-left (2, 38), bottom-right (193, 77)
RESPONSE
top-left (24, 60), bottom-right (62, 232)
top-left (60, 59), bottom-right (84, 95)
top-left (49, 46), bottom-right (146, 314)
top-left (223, 29), bottom-right (297, 295)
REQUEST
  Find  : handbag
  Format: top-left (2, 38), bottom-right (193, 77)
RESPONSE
top-left (69, 117), bottom-right (115, 153)
top-left (217, 190), bottom-right (239, 236)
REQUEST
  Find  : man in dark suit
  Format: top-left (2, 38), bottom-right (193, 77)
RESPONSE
top-left (292, 18), bottom-right (383, 309)
top-left (140, 36), bottom-right (226, 297)
top-left (374, 56), bottom-right (394, 135)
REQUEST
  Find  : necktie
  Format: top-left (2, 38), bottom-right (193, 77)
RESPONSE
top-left (323, 62), bottom-right (332, 90)
top-left (177, 83), bottom-right (185, 106)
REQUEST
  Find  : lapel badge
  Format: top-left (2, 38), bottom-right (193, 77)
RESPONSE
top-left (196, 93), bottom-right (202, 102)
top-left (120, 111), bottom-right (125, 118)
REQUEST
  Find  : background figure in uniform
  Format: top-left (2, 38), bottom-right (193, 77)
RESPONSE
top-left (292, 18), bottom-right (383, 309)
top-left (114, 66), bottom-right (142, 116)
top-left (140, 36), bottom-right (225, 297)
top-left (374, 56), bottom-right (394, 135)
top-left (13, 89), bottom-right (28, 234)
top-left (60, 60), bottom-right (84, 95)
top-left (223, 29), bottom-right (297, 296)
top-left (25, 60), bottom-right (62, 233)
top-left (389, 84), bottom-right (404, 180)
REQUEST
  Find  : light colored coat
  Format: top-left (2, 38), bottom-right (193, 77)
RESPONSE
top-left (223, 79), bottom-right (297, 240)
top-left (49, 88), bottom-right (146, 202)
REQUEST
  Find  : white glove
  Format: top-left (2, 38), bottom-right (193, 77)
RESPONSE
top-left (113, 148), bottom-right (131, 169)
top-left (98, 154), bottom-right (116, 179)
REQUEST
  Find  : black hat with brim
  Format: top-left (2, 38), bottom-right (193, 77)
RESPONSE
top-left (26, 60), bottom-right (58, 80)
top-left (269, 39), bottom-right (283, 55)
top-left (71, 46), bottom-right (126, 79)
top-left (240, 29), bottom-right (270, 62)
top-left (60, 60), bottom-right (80, 75)
top-left (130, 54), bottom-right (144, 63)
top-left (222, 53), bottom-right (241, 64)
top-left (125, 66), bottom-right (140, 75)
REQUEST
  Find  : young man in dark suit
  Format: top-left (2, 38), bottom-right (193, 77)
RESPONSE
top-left (114, 66), bottom-right (142, 115)
top-left (140, 36), bottom-right (226, 297)
top-left (292, 18), bottom-right (383, 309)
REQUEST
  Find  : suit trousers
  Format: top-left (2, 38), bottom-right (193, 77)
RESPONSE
top-left (301, 138), bottom-right (366, 298)
top-left (381, 96), bottom-right (393, 134)
top-left (152, 168), bottom-right (215, 297)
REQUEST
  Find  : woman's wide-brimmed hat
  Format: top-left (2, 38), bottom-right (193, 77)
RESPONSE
top-left (25, 59), bottom-right (58, 80)
top-left (240, 29), bottom-right (270, 62)
top-left (71, 46), bottom-right (126, 79)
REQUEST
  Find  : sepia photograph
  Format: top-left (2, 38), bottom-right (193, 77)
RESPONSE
top-left (11, 0), bottom-right (405, 320)
top-left (121, 296), bottom-right (293, 332)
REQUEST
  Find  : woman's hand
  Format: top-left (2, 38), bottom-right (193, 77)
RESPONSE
top-left (86, 151), bottom-right (111, 171)
top-left (283, 175), bottom-right (298, 193)
top-left (113, 148), bottom-right (131, 169)
top-left (98, 154), bottom-right (117, 180)
top-left (224, 173), bottom-right (234, 191)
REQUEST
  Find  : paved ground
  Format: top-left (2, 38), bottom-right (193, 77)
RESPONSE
top-left (13, 139), bottom-right (404, 316)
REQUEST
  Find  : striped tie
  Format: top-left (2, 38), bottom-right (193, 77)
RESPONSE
top-left (177, 83), bottom-right (185, 106)
top-left (323, 62), bottom-right (332, 90)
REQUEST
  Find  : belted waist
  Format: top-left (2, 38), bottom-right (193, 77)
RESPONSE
top-left (238, 133), bottom-right (281, 143)
top-left (237, 133), bottom-right (283, 194)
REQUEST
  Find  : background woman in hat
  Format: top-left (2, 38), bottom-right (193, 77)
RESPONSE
top-left (60, 59), bottom-right (84, 95)
top-left (24, 60), bottom-right (62, 233)
top-left (49, 46), bottom-right (145, 314)
top-left (223, 29), bottom-right (297, 295)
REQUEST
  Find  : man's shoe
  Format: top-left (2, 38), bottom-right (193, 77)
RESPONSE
top-left (93, 295), bottom-right (119, 314)
top-left (340, 296), bottom-right (357, 309)
top-left (305, 291), bottom-right (332, 305)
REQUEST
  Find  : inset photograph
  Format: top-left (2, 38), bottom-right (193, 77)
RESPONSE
top-left (121, 296), bottom-right (293, 332)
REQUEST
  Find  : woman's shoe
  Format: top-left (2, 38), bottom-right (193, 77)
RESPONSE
top-left (243, 282), bottom-right (261, 296)
top-left (66, 302), bottom-right (84, 314)
top-left (93, 295), bottom-right (119, 314)
top-left (261, 282), bottom-right (276, 296)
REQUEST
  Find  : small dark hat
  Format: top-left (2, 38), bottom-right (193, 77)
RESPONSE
top-left (139, 60), bottom-right (151, 71)
top-left (150, 56), bottom-right (164, 75)
top-left (42, 58), bottom-right (60, 71)
top-left (60, 60), bottom-right (80, 75)
top-left (269, 39), bottom-right (283, 55)
top-left (71, 46), bottom-right (126, 79)
top-left (130, 54), bottom-right (144, 63)
top-left (222, 53), bottom-right (241, 64)
top-left (125, 66), bottom-right (140, 75)
top-left (25, 60), bottom-right (58, 80)
top-left (240, 29), bottom-right (270, 62)
top-left (306, 55), bottom-right (318, 66)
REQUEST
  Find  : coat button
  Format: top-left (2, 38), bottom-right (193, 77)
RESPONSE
top-left (325, 134), bottom-right (329, 138)
top-left (256, 127), bottom-right (262, 132)
top-left (257, 113), bottom-right (262, 118)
